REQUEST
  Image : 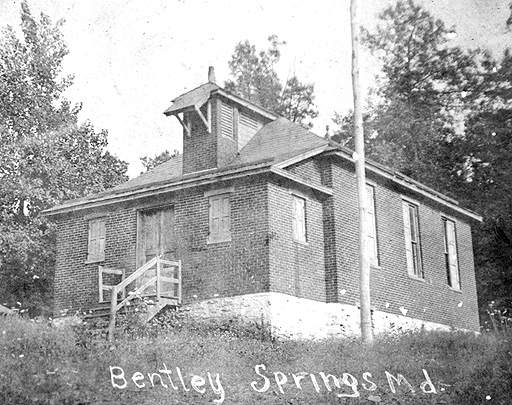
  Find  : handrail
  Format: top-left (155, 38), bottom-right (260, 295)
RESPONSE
top-left (108, 256), bottom-right (181, 341)
top-left (98, 266), bottom-right (125, 303)
top-left (114, 256), bottom-right (158, 294)
top-left (115, 276), bottom-right (157, 311)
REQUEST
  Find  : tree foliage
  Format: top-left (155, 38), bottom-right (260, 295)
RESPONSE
top-left (225, 35), bottom-right (318, 128)
top-left (140, 149), bottom-right (180, 173)
top-left (461, 47), bottom-right (512, 321)
top-left (334, 0), bottom-right (512, 325)
top-left (0, 2), bottom-right (128, 314)
top-left (353, 0), bottom-right (483, 193)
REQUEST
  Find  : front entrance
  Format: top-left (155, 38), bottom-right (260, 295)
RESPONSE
top-left (137, 206), bottom-right (178, 297)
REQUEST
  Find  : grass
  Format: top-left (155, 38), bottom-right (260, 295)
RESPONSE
top-left (1, 311), bottom-right (511, 405)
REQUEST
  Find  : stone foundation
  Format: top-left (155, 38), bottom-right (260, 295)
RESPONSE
top-left (182, 293), bottom-right (467, 339)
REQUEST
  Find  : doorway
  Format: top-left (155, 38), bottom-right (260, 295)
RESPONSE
top-left (137, 206), bottom-right (177, 297)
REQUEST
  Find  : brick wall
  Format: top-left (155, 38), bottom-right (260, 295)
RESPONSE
top-left (53, 151), bottom-right (479, 331)
top-left (181, 96), bottom-right (243, 174)
top-left (53, 207), bottom-right (138, 315)
top-left (285, 157), bottom-right (480, 331)
top-left (182, 101), bottom-right (218, 174)
top-left (53, 177), bottom-right (271, 315)
top-left (174, 178), bottom-right (270, 303)
top-left (267, 180), bottom-right (326, 302)
top-left (367, 182), bottom-right (480, 331)
top-left (319, 158), bottom-right (339, 303)
top-left (54, 215), bottom-right (90, 314)
top-left (287, 158), bottom-right (324, 188)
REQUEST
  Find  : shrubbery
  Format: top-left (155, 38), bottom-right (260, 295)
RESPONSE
top-left (1, 312), bottom-right (511, 404)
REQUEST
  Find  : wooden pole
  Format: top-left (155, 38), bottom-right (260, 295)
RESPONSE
top-left (108, 286), bottom-right (117, 342)
top-left (350, 0), bottom-right (373, 344)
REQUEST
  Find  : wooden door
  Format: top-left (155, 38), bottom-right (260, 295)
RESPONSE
top-left (138, 207), bottom-right (177, 297)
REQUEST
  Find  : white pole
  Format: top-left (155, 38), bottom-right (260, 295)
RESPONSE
top-left (350, 0), bottom-right (373, 344)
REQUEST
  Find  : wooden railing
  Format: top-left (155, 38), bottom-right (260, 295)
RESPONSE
top-left (108, 256), bottom-right (181, 341)
top-left (98, 266), bottom-right (125, 303)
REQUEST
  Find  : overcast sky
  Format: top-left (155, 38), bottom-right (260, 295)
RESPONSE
top-left (1, 0), bottom-right (510, 177)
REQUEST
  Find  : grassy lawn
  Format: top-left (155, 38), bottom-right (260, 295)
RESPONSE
top-left (1, 313), bottom-right (511, 405)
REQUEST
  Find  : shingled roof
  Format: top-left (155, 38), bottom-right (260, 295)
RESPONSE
top-left (163, 82), bottom-right (219, 116)
top-left (228, 117), bottom-right (328, 168)
top-left (42, 86), bottom-right (481, 221)
top-left (110, 154), bottom-right (183, 193)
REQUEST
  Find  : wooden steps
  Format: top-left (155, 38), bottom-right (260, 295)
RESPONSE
top-left (84, 296), bottom-right (179, 324)
top-left (144, 297), bottom-right (179, 321)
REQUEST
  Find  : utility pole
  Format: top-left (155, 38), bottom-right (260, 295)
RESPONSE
top-left (350, 0), bottom-right (373, 344)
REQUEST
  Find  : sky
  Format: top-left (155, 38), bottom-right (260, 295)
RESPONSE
top-left (0, 0), bottom-right (511, 177)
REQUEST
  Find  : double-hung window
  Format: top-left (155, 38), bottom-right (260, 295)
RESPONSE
top-left (443, 218), bottom-right (460, 290)
top-left (87, 218), bottom-right (106, 263)
top-left (208, 193), bottom-right (231, 243)
top-left (365, 184), bottom-right (379, 267)
top-left (292, 195), bottom-right (306, 243)
top-left (402, 200), bottom-right (423, 278)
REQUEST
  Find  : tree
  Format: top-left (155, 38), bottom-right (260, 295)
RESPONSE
top-left (336, 0), bottom-right (481, 196)
top-left (225, 35), bottom-right (283, 114)
top-left (277, 76), bottom-right (319, 128)
top-left (0, 2), bottom-right (128, 315)
top-left (225, 35), bottom-right (318, 128)
top-left (461, 47), bottom-right (512, 327)
top-left (140, 149), bottom-right (180, 173)
top-left (337, 0), bottom-right (512, 328)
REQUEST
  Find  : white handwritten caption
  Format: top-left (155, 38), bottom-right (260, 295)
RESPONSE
top-left (110, 363), bottom-right (438, 403)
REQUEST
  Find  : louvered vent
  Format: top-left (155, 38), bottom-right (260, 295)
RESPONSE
top-left (221, 103), bottom-right (234, 138)
top-left (238, 111), bottom-right (261, 149)
top-left (240, 112), bottom-right (258, 130)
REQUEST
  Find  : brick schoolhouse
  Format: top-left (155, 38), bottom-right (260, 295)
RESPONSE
top-left (44, 69), bottom-right (482, 338)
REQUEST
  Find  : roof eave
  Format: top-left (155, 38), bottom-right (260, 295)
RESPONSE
top-left (328, 150), bottom-right (482, 222)
top-left (163, 105), bottom-right (196, 116)
top-left (273, 144), bottom-right (330, 169)
top-left (212, 88), bottom-right (278, 121)
top-left (42, 159), bottom-right (335, 217)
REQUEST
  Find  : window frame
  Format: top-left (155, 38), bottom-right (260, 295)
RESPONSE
top-left (365, 183), bottom-right (379, 268)
top-left (443, 216), bottom-right (461, 291)
top-left (292, 194), bottom-right (307, 244)
top-left (206, 189), bottom-right (233, 244)
top-left (402, 199), bottom-right (424, 279)
top-left (86, 217), bottom-right (106, 263)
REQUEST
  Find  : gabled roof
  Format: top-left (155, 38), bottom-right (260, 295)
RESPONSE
top-left (163, 82), bottom-right (219, 116)
top-left (109, 154), bottom-right (183, 193)
top-left (42, 85), bottom-right (481, 222)
top-left (163, 82), bottom-right (278, 121)
top-left (43, 155), bottom-right (184, 210)
top-left (228, 117), bottom-right (328, 168)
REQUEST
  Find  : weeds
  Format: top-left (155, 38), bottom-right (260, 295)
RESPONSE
top-left (1, 314), bottom-right (511, 404)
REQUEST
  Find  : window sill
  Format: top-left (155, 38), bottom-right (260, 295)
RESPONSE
top-left (293, 239), bottom-right (308, 246)
top-left (370, 264), bottom-right (381, 270)
top-left (408, 274), bottom-right (425, 282)
top-left (85, 258), bottom-right (104, 265)
top-left (449, 286), bottom-right (462, 293)
top-left (207, 237), bottom-right (232, 245)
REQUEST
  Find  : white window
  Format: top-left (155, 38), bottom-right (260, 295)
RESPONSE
top-left (443, 218), bottom-right (460, 290)
top-left (209, 194), bottom-right (231, 243)
top-left (292, 195), bottom-right (306, 243)
top-left (87, 218), bottom-right (106, 262)
top-left (365, 185), bottom-right (379, 267)
top-left (402, 201), bottom-right (423, 278)
top-left (220, 102), bottom-right (234, 139)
